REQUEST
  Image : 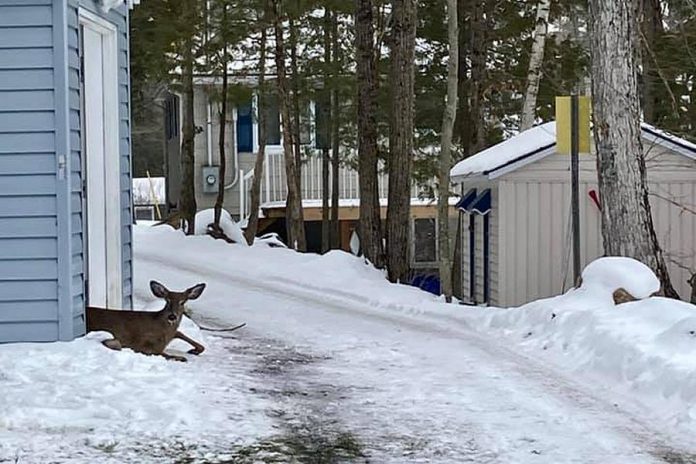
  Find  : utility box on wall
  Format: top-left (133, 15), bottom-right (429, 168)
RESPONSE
top-left (202, 165), bottom-right (220, 193)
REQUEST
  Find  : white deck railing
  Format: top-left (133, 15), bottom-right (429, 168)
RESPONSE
top-left (239, 152), bottom-right (425, 220)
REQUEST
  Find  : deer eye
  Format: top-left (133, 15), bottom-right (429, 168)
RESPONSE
top-left (167, 314), bottom-right (178, 322)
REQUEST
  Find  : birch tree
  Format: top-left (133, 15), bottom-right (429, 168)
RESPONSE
top-left (356, 0), bottom-right (385, 266)
top-left (438, 0), bottom-right (458, 301)
top-left (387, 0), bottom-right (417, 283)
top-left (588, 0), bottom-right (679, 298)
top-left (520, 0), bottom-right (551, 131)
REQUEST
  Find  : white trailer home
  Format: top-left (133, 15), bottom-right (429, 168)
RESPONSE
top-left (450, 122), bottom-right (696, 307)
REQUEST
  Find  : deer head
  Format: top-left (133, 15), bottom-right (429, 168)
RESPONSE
top-left (149, 280), bottom-right (206, 326)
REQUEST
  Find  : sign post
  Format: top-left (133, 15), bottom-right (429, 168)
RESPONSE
top-left (556, 96), bottom-right (590, 285)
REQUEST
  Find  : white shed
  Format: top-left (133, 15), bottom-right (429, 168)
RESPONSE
top-left (450, 122), bottom-right (696, 307)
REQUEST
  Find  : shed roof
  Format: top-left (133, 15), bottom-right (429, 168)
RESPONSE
top-left (451, 121), bottom-right (696, 181)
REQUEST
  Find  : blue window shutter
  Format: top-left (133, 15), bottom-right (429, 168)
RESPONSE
top-left (236, 101), bottom-right (253, 152)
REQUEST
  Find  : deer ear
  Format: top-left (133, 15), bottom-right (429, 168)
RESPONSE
top-left (150, 280), bottom-right (169, 298)
top-left (186, 283), bottom-right (206, 300)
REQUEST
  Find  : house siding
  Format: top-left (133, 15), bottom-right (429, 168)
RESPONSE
top-left (0, 0), bottom-right (133, 343)
top-left (0, 0), bottom-right (60, 341)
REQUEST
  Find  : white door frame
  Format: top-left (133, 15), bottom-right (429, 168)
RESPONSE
top-left (79, 8), bottom-right (122, 308)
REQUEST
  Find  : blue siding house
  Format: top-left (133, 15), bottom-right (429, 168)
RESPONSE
top-left (0, 0), bottom-right (137, 343)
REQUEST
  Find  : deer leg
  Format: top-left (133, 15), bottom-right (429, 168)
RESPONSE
top-left (160, 352), bottom-right (188, 362)
top-left (175, 331), bottom-right (205, 355)
top-left (102, 338), bottom-right (122, 351)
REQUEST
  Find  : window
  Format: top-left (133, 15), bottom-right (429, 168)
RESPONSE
top-left (236, 100), bottom-right (253, 152)
top-left (263, 93), bottom-right (281, 145)
top-left (413, 218), bottom-right (437, 263)
top-left (299, 103), bottom-right (312, 145)
top-left (134, 206), bottom-right (155, 221)
top-left (164, 93), bottom-right (179, 140)
top-left (315, 94), bottom-right (331, 150)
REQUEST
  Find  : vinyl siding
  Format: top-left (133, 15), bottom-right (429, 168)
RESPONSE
top-left (495, 142), bottom-right (696, 307)
top-left (0, 0), bottom-right (133, 343)
top-left (0, 1), bottom-right (59, 342)
top-left (67, 0), bottom-right (84, 335)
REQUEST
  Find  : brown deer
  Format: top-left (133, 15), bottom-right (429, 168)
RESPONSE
top-left (86, 281), bottom-right (207, 362)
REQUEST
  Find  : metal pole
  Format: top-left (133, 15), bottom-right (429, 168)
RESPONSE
top-left (571, 94), bottom-right (581, 284)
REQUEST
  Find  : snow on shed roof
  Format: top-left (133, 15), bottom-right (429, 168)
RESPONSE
top-left (451, 122), bottom-right (557, 179)
top-left (451, 121), bottom-right (696, 180)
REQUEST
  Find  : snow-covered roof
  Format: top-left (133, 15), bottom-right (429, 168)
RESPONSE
top-left (132, 177), bottom-right (165, 205)
top-left (451, 122), bottom-right (557, 179)
top-left (451, 121), bottom-right (696, 181)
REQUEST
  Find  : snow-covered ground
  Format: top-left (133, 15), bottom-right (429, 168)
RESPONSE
top-left (2, 221), bottom-right (696, 462)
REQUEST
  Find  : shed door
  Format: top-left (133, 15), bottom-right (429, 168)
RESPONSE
top-left (80, 11), bottom-right (122, 308)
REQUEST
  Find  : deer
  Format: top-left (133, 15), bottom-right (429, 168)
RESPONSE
top-left (86, 281), bottom-right (207, 362)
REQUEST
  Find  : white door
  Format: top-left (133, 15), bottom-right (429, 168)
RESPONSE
top-left (80, 10), bottom-right (122, 309)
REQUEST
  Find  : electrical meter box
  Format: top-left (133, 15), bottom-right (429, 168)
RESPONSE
top-left (202, 165), bottom-right (219, 193)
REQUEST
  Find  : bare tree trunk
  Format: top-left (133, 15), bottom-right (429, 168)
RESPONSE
top-left (356, 0), bottom-right (384, 266)
top-left (387, 0), bottom-right (417, 283)
top-left (455, 0), bottom-right (472, 156)
top-left (244, 23), bottom-right (268, 245)
top-left (271, 0), bottom-right (306, 251)
top-left (589, 0), bottom-right (678, 298)
top-left (180, 36), bottom-right (197, 235)
top-left (640, 0), bottom-right (663, 124)
top-left (469, 0), bottom-right (488, 153)
top-left (321, 7), bottom-right (332, 253)
top-left (213, 4), bottom-right (228, 230)
top-left (330, 11), bottom-right (340, 249)
top-left (520, 0), bottom-right (551, 131)
top-left (289, 14), bottom-right (303, 196)
top-left (438, 0), bottom-right (459, 302)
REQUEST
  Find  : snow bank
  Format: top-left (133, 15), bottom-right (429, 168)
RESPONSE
top-left (135, 224), bottom-right (435, 314)
top-left (0, 328), bottom-right (272, 460)
top-left (580, 256), bottom-right (660, 301)
top-left (465, 258), bottom-right (696, 429)
top-left (194, 208), bottom-right (248, 246)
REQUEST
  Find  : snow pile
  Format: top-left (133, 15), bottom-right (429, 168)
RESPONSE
top-left (580, 256), bottom-right (660, 301)
top-left (465, 257), bottom-right (696, 428)
top-left (194, 208), bottom-right (248, 246)
top-left (135, 224), bottom-right (435, 313)
top-left (0, 327), bottom-right (272, 460)
top-left (252, 232), bottom-right (287, 248)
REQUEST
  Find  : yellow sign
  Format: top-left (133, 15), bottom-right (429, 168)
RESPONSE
top-left (555, 96), bottom-right (591, 154)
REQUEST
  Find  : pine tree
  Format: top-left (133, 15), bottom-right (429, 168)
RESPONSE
top-left (356, 0), bottom-right (385, 267)
top-left (387, 0), bottom-right (417, 283)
